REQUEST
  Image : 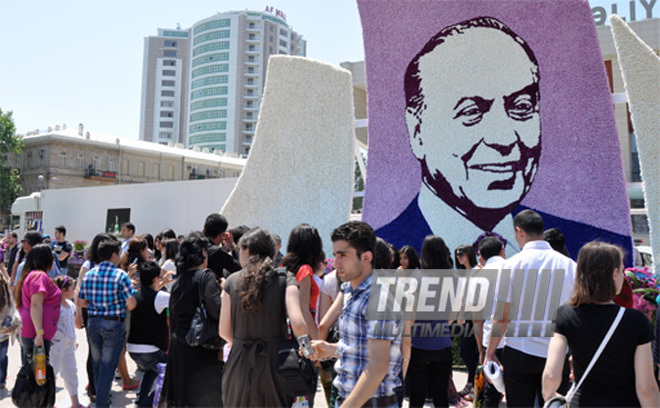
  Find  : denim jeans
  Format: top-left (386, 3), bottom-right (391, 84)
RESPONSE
top-left (87, 318), bottom-right (126, 408)
top-left (0, 339), bottom-right (8, 385)
top-left (19, 336), bottom-right (51, 367)
top-left (128, 349), bottom-right (168, 407)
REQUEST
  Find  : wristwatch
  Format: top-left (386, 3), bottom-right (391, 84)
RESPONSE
top-left (36, 329), bottom-right (44, 335)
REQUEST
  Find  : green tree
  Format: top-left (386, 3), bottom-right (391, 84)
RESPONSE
top-left (0, 109), bottom-right (25, 212)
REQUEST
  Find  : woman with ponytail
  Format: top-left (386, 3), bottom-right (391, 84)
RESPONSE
top-left (220, 227), bottom-right (309, 407)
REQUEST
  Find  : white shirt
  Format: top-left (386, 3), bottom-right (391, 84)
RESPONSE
top-left (320, 270), bottom-right (339, 301)
top-left (161, 259), bottom-right (176, 292)
top-left (126, 290), bottom-right (170, 353)
top-left (499, 240), bottom-right (576, 358)
top-left (481, 255), bottom-right (506, 350)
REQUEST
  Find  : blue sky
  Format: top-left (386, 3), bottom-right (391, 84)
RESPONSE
top-left (0, 0), bottom-right (646, 139)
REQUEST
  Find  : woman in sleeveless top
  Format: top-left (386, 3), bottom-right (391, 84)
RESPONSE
top-left (543, 241), bottom-right (660, 407)
top-left (220, 228), bottom-right (309, 407)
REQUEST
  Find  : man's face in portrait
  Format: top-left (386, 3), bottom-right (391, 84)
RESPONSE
top-left (407, 26), bottom-right (541, 226)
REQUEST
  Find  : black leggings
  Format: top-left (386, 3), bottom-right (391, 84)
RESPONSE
top-left (406, 346), bottom-right (452, 408)
top-left (460, 321), bottom-right (479, 384)
top-left (82, 307), bottom-right (96, 396)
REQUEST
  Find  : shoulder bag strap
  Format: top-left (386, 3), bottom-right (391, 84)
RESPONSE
top-left (275, 267), bottom-right (288, 339)
top-left (196, 269), bottom-right (207, 310)
top-left (566, 306), bottom-right (625, 401)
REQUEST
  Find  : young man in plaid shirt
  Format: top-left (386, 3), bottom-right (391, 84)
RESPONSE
top-left (311, 221), bottom-right (402, 408)
top-left (77, 236), bottom-right (136, 408)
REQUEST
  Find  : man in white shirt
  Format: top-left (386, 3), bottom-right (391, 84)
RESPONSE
top-left (485, 209), bottom-right (575, 407)
top-left (474, 236), bottom-right (506, 407)
top-left (120, 222), bottom-right (135, 255)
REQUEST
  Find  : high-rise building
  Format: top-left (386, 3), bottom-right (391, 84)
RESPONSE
top-left (139, 9), bottom-right (306, 156)
top-left (139, 28), bottom-right (190, 146)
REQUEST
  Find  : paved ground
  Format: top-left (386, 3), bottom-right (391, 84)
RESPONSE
top-left (0, 328), bottom-right (478, 408)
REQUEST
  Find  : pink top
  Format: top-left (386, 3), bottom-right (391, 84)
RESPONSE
top-left (19, 271), bottom-right (61, 340)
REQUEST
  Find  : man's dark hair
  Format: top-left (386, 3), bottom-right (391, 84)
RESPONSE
top-left (374, 237), bottom-right (392, 270)
top-left (23, 231), bottom-right (43, 247)
top-left (139, 261), bottom-right (162, 288)
top-left (55, 225), bottom-right (66, 236)
top-left (161, 228), bottom-right (176, 240)
top-left (331, 221), bottom-right (376, 263)
top-left (478, 236), bottom-right (503, 261)
top-left (513, 210), bottom-right (544, 237)
top-left (10, 232), bottom-right (18, 239)
top-left (405, 16), bottom-right (539, 127)
top-left (544, 228), bottom-right (570, 257)
top-left (98, 236), bottom-right (121, 262)
top-left (203, 214), bottom-right (229, 239)
top-left (232, 225), bottom-right (250, 244)
top-left (122, 222), bottom-right (136, 234)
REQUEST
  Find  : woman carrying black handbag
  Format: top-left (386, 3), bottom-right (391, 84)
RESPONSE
top-left (158, 233), bottom-right (223, 407)
top-left (220, 228), bottom-right (311, 407)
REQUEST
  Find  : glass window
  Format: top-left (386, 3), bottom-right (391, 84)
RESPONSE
top-left (159, 132), bottom-right (172, 139)
top-left (93, 155), bottom-right (101, 170)
top-left (160, 101), bottom-right (174, 107)
top-left (161, 90), bottom-right (175, 97)
top-left (161, 80), bottom-right (175, 87)
top-left (164, 40), bottom-right (177, 47)
top-left (162, 70), bottom-right (176, 76)
top-left (160, 111), bottom-right (173, 118)
top-left (77, 154), bottom-right (84, 169)
top-left (160, 121), bottom-right (174, 128)
top-left (164, 50), bottom-right (177, 57)
top-left (193, 19), bottom-right (230, 35)
top-left (163, 60), bottom-right (176, 66)
top-left (108, 159), bottom-right (116, 172)
top-left (59, 152), bottom-right (67, 168)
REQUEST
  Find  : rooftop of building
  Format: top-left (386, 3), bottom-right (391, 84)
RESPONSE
top-left (23, 126), bottom-right (247, 168)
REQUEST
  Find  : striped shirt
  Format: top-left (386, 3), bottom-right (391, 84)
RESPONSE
top-left (79, 261), bottom-right (135, 318)
top-left (333, 274), bottom-right (402, 400)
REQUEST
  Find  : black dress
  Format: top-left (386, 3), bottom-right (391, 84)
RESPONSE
top-left (159, 268), bottom-right (223, 407)
top-left (555, 303), bottom-right (653, 407)
top-left (222, 269), bottom-right (297, 407)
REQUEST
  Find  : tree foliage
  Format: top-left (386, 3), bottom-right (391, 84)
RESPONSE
top-left (0, 108), bottom-right (25, 212)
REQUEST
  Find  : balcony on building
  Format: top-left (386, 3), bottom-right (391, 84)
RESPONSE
top-left (245, 70), bottom-right (259, 77)
top-left (85, 167), bottom-right (117, 182)
top-left (244, 103), bottom-right (259, 111)
top-left (245, 58), bottom-right (259, 66)
top-left (242, 135), bottom-right (253, 145)
top-left (243, 92), bottom-right (259, 99)
top-left (243, 116), bottom-right (257, 123)
top-left (242, 128), bottom-right (255, 135)
top-left (246, 35), bottom-right (261, 43)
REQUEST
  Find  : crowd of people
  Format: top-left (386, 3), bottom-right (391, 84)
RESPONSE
top-left (0, 209), bottom-right (659, 408)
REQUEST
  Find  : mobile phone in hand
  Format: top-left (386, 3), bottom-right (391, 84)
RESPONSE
top-left (297, 334), bottom-right (314, 357)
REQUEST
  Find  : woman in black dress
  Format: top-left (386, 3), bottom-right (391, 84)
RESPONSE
top-left (158, 232), bottom-right (223, 407)
top-left (220, 227), bottom-right (309, 407)
top-left (542, 241), bottom-right (660, 407)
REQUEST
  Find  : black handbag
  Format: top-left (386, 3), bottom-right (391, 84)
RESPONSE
top-left (185, 269), bottom-right (224, 350)
top-left (274, 268), bottom-right (318, 397)
top-left (11, 362), bottom-right (56, 408)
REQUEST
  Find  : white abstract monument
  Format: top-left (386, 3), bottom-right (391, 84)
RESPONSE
top-left (221, 55), bottom-right (355, 250)
top-left (611, 14), bottom-right (660, 273)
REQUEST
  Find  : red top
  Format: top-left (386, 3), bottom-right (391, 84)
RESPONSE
top-left (295, 264), bottom-right (320, 320)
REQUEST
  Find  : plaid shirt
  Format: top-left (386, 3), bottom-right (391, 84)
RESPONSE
top-left (333, 274), bottom-right (402, 400)
top-left (78, 261), bottom-right (135, 318)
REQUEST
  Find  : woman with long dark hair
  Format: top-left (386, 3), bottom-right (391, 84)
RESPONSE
top-left (15, 244), bottom-right (61, 365)
top-left (220, 228), bottom-right (309, 407)
top-left (159, 232), bottom-right (223, 407)
top-left (407, 235), bottom-right (453, 408)
top-left (399, 245), bottom-right (421, 269)
top-left (454, 244), bottom-right (477, 270)
top-left (281, 223), bottom-right (324, 340)
top-left (543, 242), bottom-right (659, 406)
